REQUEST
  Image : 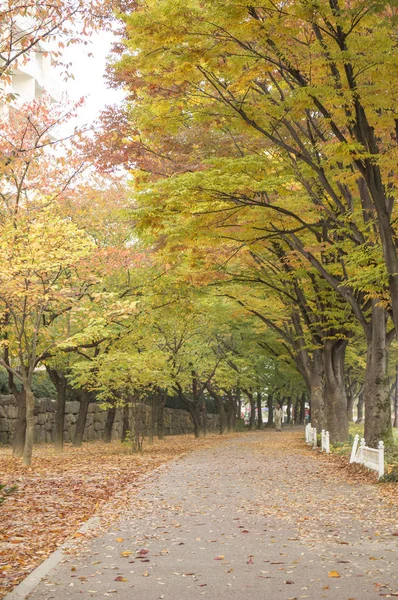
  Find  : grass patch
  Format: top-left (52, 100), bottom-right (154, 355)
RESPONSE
top-left (0, 483), bottom-right (17, 505)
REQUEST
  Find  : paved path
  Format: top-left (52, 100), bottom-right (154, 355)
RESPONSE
top-left (22, 431), bottom-right (398, 599)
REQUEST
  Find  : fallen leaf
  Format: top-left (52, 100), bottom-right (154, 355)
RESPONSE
top-left (328, 571), bottom-right (340, 578)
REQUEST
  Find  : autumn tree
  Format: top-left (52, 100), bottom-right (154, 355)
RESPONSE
top-left (101, 0), bottom-right (398, 445)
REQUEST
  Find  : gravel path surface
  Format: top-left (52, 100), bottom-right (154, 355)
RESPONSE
top-left (21, 430), bottom-right (398, 600)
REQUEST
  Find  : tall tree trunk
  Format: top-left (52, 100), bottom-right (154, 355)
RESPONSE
top-left (308, 349), bottom-right (327, 431)
top-left (104, 406), bottom-right (116, 443)
top-left (394, 365), bottom-right (398, 429)
top-left (121, 404), bottom-right (130, 442)
top-left (299, 392), bottom-right (306, 425)
top-left (201, 400), bottom-right (207, 436)
top-left (72, 390), bottom-right (90, 447)
top-left (324, 339), bottom-right (349, 443)
top-left (346, 388), bottom-right (354, 423)
top-left (157, 392), bottom-right (166, 440)
top-left (356, 387), bottom-right (364, 423)
top-left (257, 391), bottom-right (263, 429)
top-left (286, 397), bottom-right (292, 425)
top-left (217, 399), bottom-right (227, 434)
top-left (12, 388), bottom-right (26, 457)
top-left (148, 394), bottom-right (156, 444)
top-left (7, 359), bottom-right (26, 457)
top-left (247, 391), bottom-right (256, 430)
top-left (188, 404), bottom-right (203, 438)
top-left (47, 368), bottom-right (67, 453)
top-left (294, 396), bottom-right (299, 425)
top-left (364, 302), bottom-right (393, 446)
top-left (267, 394), bottom-right (274, 427)
top-left (176, 384), bottom-right (204, 438)
top-left (22, 386), bottom-right (35, 467)
top-left (225, 391), bottom-right (237, 432)
top-left (132, 398), bottom-right (143, 452)
top-left (206, 384), bottom-right (227, 434)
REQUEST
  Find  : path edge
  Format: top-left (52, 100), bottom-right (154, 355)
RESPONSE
top-left (3, 462), bottom-right (171, 600)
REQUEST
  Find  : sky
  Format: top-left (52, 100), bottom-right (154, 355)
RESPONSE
top-left (60, 30), bottom-right (125, 129)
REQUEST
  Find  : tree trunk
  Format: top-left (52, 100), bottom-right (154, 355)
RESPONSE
top-left (308, 349), bottom-right (327, 431)
top-left (189, 404), bottom-right (204, 438)
top-left (121, 404), bottom-right (130, 442)
top-left (247, 392), bottom-right (256, 430)
top-left (346, 389), bottom-right (355, 423)
top-left (294, 397), bottom-right (299, 425)
top-left (364, 302), bottom-right (393, 446)
top-left (157, 392), bottom-right (166, 440)
top-left (394, 365), bottom-right (398, 429)
top-left (286, 397), bottom-right (292, 425)
top-left (201, 400), bottom-right (207, 436)
top-left (257, 391), bottom-right (263, 429)
top-left (206, 384), bottom-right (227, 434)
top-left (132, 398), bottom-right (142, 452)
top-left (226, 391), bottom-right (237, 432)
top-left (356, 387), bottom-right (364, 423)
top-left (299, 392), bottom-right (306, 425)
top-left (22, 386), bottom-right (35, 467)
top-left (267, 394), bottom-right (274, 427)
top-left (12, 388), bottom-right (26, 457)
top-left (104, 406), bottom-right (116, 443)
top-left (148, 395), bottom-right (156, 444)
top-left (47, 368), bottom-right (67, 453)
top-left (217, 399), bottom-right (227, 434)
top-left (324, 339), bottom-right (349, 443)
top-left (72, 390), bottom-right (90, 447)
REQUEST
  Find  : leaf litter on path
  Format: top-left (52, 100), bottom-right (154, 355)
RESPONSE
top-left (0, 434), bottom-right (233, 598)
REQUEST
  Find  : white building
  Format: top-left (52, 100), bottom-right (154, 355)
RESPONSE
top-left (1, 17), bottom-right (61, 108)
top-left (10, 47), bottom-right (61, 104)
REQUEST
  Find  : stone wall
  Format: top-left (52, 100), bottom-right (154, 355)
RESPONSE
top-left (0, 395), bottom-right (220, 444)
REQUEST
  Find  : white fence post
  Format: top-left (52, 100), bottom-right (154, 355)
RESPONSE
top-left (325, 431), bottom-right (330, 454)
top-left (359, 438), bottom-right (365, 464)
top-left (312, 427), bottom-right (317, 448)
top-left (350, 436), bottom-right (384, 478)
top-left (378, 441), bottom-right (385, 478)
top-left (350, 434), bottom-right (359, 463)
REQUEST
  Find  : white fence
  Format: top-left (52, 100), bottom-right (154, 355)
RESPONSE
top-left (305, 428), bottom-right (385, 478)
top-left (305, 423), bottom-right (317, 448)
top-left (350, 435), bottom-right (385, 478)
top-left (321, 429), bottom-right (330, 453)
top-left (305, 425), bottom-right (330, 453)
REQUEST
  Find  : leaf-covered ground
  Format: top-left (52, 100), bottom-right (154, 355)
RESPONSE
top-left (0, 435), bottom-right (230, 598)
top-left (21, 430), bottom-right (398, 600)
